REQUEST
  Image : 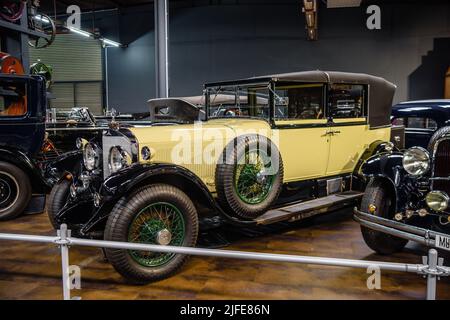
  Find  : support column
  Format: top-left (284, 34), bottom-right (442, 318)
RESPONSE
top-left (58, 224), bottom-right (71, 301)
top-left (426, 249), bottom-right (438, 301)
top-left (155, 0), bottom-right (169, 98)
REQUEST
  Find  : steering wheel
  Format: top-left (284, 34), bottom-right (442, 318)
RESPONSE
top-left (224, 108), bottom-right (241, 117)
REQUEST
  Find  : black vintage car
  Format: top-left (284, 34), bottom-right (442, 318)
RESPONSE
top-left (0, 73), bottom-right (78, 220)
top-left (46, 108), bottom-right (109, 155)
top-left (355, 127), bottom-right (450, 254)
top-left (391, 100), bottom-right (450, 149)
top-left (0, 73), bottom-right (49, 220)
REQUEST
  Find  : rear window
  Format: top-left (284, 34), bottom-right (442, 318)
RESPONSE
top-left (0, 80), bottom-right (27, 117)
top-left (392, 117), bottom-right (438, 130)
top-left (328, 84), bottom-right (366, 119)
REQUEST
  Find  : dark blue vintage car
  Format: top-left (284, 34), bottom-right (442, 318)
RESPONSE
top-left (391, 100), bottom-right (450, 149)
top-left (0, 73), bottom-right (77, 220)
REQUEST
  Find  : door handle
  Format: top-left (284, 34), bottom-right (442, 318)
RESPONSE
top-left (327, 130), bottom-right (341, 136)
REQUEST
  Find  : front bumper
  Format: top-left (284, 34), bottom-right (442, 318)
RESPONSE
top-left (354, 208), bottom-right (450, 252)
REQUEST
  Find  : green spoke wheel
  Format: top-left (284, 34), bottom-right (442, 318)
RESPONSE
top-left (105, 184), bottom-right (198, 284)
top-left (216, 135), bottom-right (284, 220)
top-left (128, 202), bottom-right (186, 267)
top-left (234, 150), bottom-right (275, 205)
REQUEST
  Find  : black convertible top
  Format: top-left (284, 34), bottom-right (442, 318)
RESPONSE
top-left (205, 70), bottom-right (397, 128)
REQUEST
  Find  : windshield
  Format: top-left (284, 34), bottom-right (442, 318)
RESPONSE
top-left (207, 84), bottom-right (270, 119)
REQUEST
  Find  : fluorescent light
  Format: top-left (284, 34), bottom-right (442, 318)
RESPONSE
top-left (101, 38), bottom-right (122, 47)
top-left (34, 15), bottom-right (50, 23)
top-left (65, 26), bottom-right (124, 47)
top-left (67, 26), bottom-right (93, 38)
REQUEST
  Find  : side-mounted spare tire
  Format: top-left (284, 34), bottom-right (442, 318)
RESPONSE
top-left (215, 135), bottom-right (284, 220)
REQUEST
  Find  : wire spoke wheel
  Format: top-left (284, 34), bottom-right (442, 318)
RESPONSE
top-left (234, 149), bottom-right (275, 205)
top-left (105, 184), bottom-right (198, 283)
top-left (28, 13), bottom-right (56, 49)
top-left (216, 136), bottom-right (284, 219)
top-left (128, 202), bottom-right (186, 267)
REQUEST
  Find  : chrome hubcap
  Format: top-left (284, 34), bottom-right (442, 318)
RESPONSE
top-left (156, 229), bottom-right (172, 246)
top-left (256, 171), bottom-right (268, 185)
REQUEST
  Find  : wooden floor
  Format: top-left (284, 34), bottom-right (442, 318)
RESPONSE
top-left (0, 208), bottom-right (449, 300)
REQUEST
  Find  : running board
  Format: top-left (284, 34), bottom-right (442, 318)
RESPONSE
top-left (256, 191), bottom-right (363, 225)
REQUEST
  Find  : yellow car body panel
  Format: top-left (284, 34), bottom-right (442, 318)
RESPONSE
top-left (129, 119), bottom-right (272, 191)
top-left (128, 117), bottom-right (391, 192)
top-left (273, 119), bottom-right (330, 181)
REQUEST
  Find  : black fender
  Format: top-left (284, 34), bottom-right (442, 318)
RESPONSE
top-left (101, 162), bottom-right (230, 217)
top-left (78, 163), bottom-right (254, 236)
top-left (45, 150), bottom-right (83, 187)
top-left (355, 140), bottom-right (396, 175)
top-left (0, 147), bottom-right (48, 193)
top-left (101, 163), bottom-right (211, 197)
top-left (360, 152), bottom-right (409, 212)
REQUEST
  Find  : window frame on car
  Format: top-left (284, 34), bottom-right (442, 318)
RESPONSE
top-left (205, 80), bottom-right (370, 128)
top-left (391, 116), bottom-right (439, 131)
top-left (273, 82), bottom-right (327, 122)
top-left (0, 77), bottom-right (29, 119)
top-left (327, 83), bottom-right (368, 122)
top-left (205, 82), bottom-right (272, 121)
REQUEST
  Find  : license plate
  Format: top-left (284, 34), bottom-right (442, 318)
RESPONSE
top-left (435, 235), bottom-right (450, 251)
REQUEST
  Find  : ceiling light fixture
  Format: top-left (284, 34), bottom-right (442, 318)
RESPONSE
top-left (34, 15), bottom-right (50, 23)
top-left (67, 26), bottom-right (92, 38)
top-left (101, 38), bottom-right (121, 48)
top-left (66, 26), bottom-right (125, 47)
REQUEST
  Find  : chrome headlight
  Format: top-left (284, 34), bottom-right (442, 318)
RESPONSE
top-left (426, 191), bottom-right (450, 212)
top-left (109, 146), bottom-right (132, 174)
top-left (83, 143), bottom-right (99, 171)
top-left (402, 147), bottom-right (430, 176)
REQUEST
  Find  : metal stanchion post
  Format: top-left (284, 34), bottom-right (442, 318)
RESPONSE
top-left (58, 224), bottom-right (71, 301)
top-left (426, 249), bottom-right (438, 301)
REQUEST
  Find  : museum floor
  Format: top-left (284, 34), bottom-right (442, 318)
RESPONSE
top-left (0, 208), bottom-right (449, 300)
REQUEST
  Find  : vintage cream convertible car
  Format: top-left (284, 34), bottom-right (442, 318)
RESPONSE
top-left (48, 71), bottom-right (397, 283)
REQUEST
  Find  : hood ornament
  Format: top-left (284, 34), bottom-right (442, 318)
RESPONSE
top-left (108, 108), bottom-right (120, 130)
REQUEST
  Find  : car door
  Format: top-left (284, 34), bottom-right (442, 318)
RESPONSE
top-left (326, 83), bottom-right (368, 176)
top-left (272, 83), bottom-right (331, 182)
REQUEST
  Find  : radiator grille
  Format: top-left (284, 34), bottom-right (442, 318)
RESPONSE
top-left (433, 139), bottom-right (450, 195)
